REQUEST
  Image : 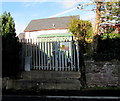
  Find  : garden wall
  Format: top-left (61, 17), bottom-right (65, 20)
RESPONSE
top-left (85, 60), bottom-right (120, 87)
top-left (2, 60), bottom-right (120, 90)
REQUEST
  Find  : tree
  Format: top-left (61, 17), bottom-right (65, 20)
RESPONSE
top-left (91, 0), bottom-right (104, 54)
top-left (68, 17), bottom-right (92, 88)
top-left (1, 12), bottom-right (16, 37)
top-left (77, 0), bottom-right (105, 53)
top-left (91, 1), bottom-right (120, 61)
top-left (78, 0), bottom-right (120, 56)
top-left (1, 12), bottom-right (20, 77)
top-left (68, 17), bottom-right (93, 42)
top-left (99, 1), bottom-right (120, 37)
top-left (100, 1), bottom-right (120, 24)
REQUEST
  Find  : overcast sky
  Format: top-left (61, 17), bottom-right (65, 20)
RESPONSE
top-left (1, 0), bottom-right (96, 35)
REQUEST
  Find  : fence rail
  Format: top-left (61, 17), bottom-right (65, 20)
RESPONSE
top-left (19, 39), bottom-right (80, 72)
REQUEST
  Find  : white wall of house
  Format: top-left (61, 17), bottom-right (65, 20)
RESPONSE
top-left (25, 29), bottom-right (69, 39)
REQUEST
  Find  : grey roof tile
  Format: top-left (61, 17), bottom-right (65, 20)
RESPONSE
top-left (24, 15), bottom-right (79, 32)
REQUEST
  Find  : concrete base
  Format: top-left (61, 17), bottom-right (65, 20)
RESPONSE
top-left (20, 70), bottom-right (81, 79)
top-left (3, 71), bottom-right (81, 90)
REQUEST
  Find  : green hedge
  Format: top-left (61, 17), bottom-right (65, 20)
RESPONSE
top-left (93, 37), bottom-right (120, 61)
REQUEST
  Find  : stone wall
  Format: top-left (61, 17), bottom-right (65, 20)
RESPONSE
top-left (85, 60), bottom-right (120, 87)
top-left (2, 60), bottom-right (120, 90)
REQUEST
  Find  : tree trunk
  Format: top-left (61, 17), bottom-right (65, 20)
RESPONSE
top-left (92, 34), bottom-right (100, 53)
top-left (93, 1), bottom-right (102, 53)
top-left (77, 40), bottom-right (87, 88)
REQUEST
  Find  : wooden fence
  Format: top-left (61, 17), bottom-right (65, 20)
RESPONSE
top-left (19, 39), bottom-right (80, 71)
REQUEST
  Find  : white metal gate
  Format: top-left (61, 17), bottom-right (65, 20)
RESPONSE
top-left (20, 39), bottom-right (80, 71)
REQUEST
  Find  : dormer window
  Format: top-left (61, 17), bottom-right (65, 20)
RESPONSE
top-left (52, 24), bottom-right (55, 28)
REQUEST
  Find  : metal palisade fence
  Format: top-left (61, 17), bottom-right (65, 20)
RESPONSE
top-left (19, 38), bottom-right (80, 72)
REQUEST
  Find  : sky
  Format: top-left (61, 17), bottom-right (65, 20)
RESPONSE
top-left (1, 0), bottom-right (97, 35)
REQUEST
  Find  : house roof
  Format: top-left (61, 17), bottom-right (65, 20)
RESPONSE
top-left (24, 15), bottom-right (79, 32)
top-left (18, 33), bottom-right (25, 39)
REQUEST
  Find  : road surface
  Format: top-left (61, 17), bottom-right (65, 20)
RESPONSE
top-left (2, 95), bottom-right (120, 101)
